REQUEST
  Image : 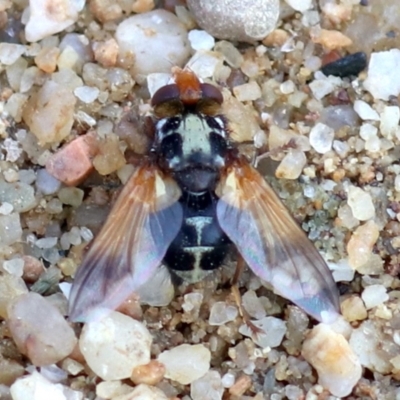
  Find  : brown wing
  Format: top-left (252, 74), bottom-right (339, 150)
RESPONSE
top-left (216, 156), bottom-right (340, 323)
top-left (68, 161), bottom-right (182, 322)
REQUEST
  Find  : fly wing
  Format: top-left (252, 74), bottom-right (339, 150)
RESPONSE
top-left (216, 156), bottom-right (340, 323)
top-left (69, 162), bottom-right (183, 322)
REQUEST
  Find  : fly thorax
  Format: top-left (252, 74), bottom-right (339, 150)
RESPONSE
top-left (155, 113), bottom-right (229, 192)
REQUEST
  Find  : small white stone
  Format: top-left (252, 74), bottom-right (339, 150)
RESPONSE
top-left (36, 169), bottom-right (62, 195)
top-left (353, 100), bottom-right (380, 121)
top-left (10, 371), bottom-right (69, 400)
top-left (2, 258), bottom-right (24, 277)
top-left (302, 324), bottom-right (361, 397)
top-left (364, 49), bottom-right (400, 100)
top-left (0, 202), bottom-right (14, 215)
top-left (79, 226), bottom-right (94, 242)
top-left (2, 138), bottom-right (23, 162)
top-left (25, 0), bottom-right (85, 42)
top-left (209, 302), bottom-right (238, 326)
top-left (188, 30), bottom-right (215, 51)
top-left (280, 80), bottom-right (295, 94)
top-left (233, 81), bottom-right (262, 102)
top-left (158, 344), bottom-right (211, 385)
top-left (328, 259), bottom-right (355, 282)
top-left (239, 316), bottom-right (286, 348)
top-left (35, 237), bottom-right (58, 249)
top-left (347, 186), bottom-right (375, 221)
top-left (395, 175), bottom-right (400, 192)
top-left (0, 43), bottom-right (25, 65)
top-left (96, 381), bottom-right (132, 399)
top-left (242, 290), bottom-right (266, 319)
top-left (191, 370), bottom-right (223, 400)
top-left (146, 73), bottom-right (172, 98)
top-left (186, 50), bottom-right (223, 79)
top-left (309, 123), bottom-right (334, 154)
top-left (115, 10), bottom-right (190, 84)
top-left (380, 105), bottom-right (400, 139)
top-left (114, 384), bottom-right (169, 400)
top-left (361, 285), bottom-right (389, 309)
top-left (79, 311), bottom-right (152, 380)
top-left (275, 150), bottom-right (307, 180)
top-left (74, 86), bottom-right (100, 103)
top-left (284, 0), bottom-right (313, 12)
top-left (309, 73), bottom-right (341, 100)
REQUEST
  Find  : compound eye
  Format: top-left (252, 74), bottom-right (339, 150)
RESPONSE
top-left (201, 83), bottom-right (223, 105)
top-left (151, 84), bottom-right (180, 107)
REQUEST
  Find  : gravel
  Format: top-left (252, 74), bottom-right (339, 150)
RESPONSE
top-left (1, 0), bottom-right (400, 398)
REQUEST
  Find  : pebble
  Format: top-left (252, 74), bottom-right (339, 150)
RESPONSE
top-left (284, 0), bottom-right (312, 12)
top-left (7, 292), bottom-right (77, 366)
top-left (309, 122), bottom-right (334, 154)
top-left (158, 344), bottom-right (211, 385)
top-left (79, 311), bottom-right (152, 380)
top-left (186, 50), bottom-right (223, 80)
top-left (115, 10), bottom-right (190, 84)
top-left (309, 72), bottom-right (341, 100)
top-left (191, 370), bottom-right (224, 400)
top-left (347, 220), bottom-right (379, 270)
top-left (353, 100), bottom-right (380, 121)
top-left (302, 324), bottom-right (361, 397)
top-left (380, 105), bottom-right (400, 139)
top-left (0, 274), bottom-right (28, 318)
top-left (93, 133), bottom-right (126, 175)
top-left (0, 181), bottom-right (36, 212)
top-left (275, 150), bottom-right (307, 180)
top-left (349, 320), bottom-right (393, 374)
top-left (209, 302), bottom-right (238, 326)
top-left (321, 51), bottom-right (367, 78)
top-left (310, 28), bottom-right (353, 50)
top-left (242, 290), bottom-right (266, 319)
top-left (74, 86), bottom-right (100, 103)
top-left (96, 381), bottom-right (132, 399)
top-left (361, 285), bottom-right (389, 310)
top-left (0, 43), bottom-right (25, 66)
top-left (2, 258), bottom-right (24, 277)
top-left (233, 81), bottom-right (262, 102)
top-left (188, 29), bottom-right (215, 51)
top-left (130, 360), bottom-right (165, 386)
top-left (239, 316), bottom-right (287, 348)
top-left (0, 213), bottom-right (23, 246)
top-left (341, 295), bottom-right (368, 322)
top-left (46, 132), bottom-right (98, 186)
top-left (36, 168), bottom-right (62, 195)
top-left (22, 80), bottom-right (76, 145)
top-left (113, 384), bottom-right (168, 400)
top-left (187, 0), bottom-right (280, 42)
top-left (25, 0), bottom-right (84, 42)
top-left (34, 46), bottom-right (60, 73)
top-left (58, 187), bottom-right (84, 207)
top-left (93, 38), bottom-right (119, 68)
top-left (10, 371), bottom-right (76, 400)
top-left (347, 186), bottom-right (375, 221)
top-left (364, 49), bottom-right (400, 101)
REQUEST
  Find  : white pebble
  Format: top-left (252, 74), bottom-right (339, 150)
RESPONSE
top-left (74, 86), bottom-right (100, 103)
top-left (275, 150), bottom-right (307, 180)
top-left (10, 371), bottom-right (70, 400)
top-left (191, 370), bottom-right (223, 400)
top-left (146, 73), bottom-right (172, 98)
top-left (7, 292), bottom-right (77, 366)
top-left (361, 285), bottom-right (389, 309)
top-left (280, 80), bottom-right (295, 94)
top-left (79, 311), bottom-right (152, 380)
top-left (116, 10), bottom-right (190, 84)
top-left (158, 344), bottom-right (211, 385)
top-left (0, 202), bottom-right (14, 215)
top-left (239, 316), bottom-right (286, 348)
top-left (79, 226), bottom-right (94, 242)
top-left (309, 122), bottom-right (334, 154)
top-left (233, 81), bottom-right (262, 102)
top-left (380, 105), bottom-right (400, 139)
top-left (309, 73), bottom-right (341, 100)
top-left (2, 258), bottom-right (24, 277)
top-left (302, 324), bottom-right (361, 397)
top-left (35, 237), bottom-right (58, 249)
top-left (0, 43), bottom-right (25, 65)
top-left (186, 50), bottom-right (223, 79)
top-left (242, 290), bottom-right (266, 319)
top-left (364, 49), bottom-right (400, 100)
top-left (347, 186), bottom-right (375, 221)
top-left (116, 384), bottom-right (168, 400)
top-left (188, 30), bottom-right (215, 51)
top-left (209, 302), bottom-right (238, 325)
top-left (25, 0), bottom-right (84, 42)
top-left (0, 213), bottom-right (23, 246)
top-left (284, 0), bottom-right (312, 12)
top-left (353, 100), bottom-right (380, 121)
top-left (221, 372), bottom-right (235, 388)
